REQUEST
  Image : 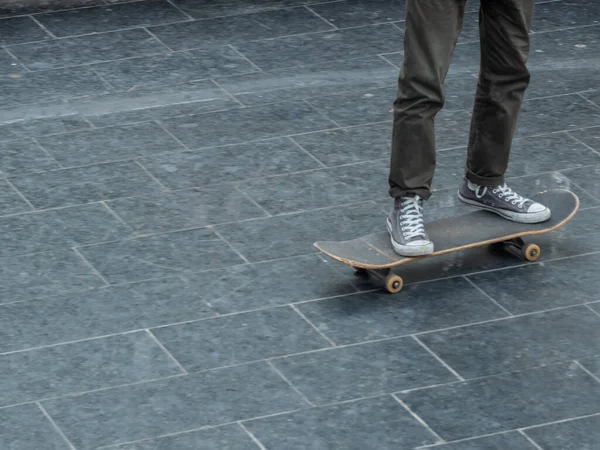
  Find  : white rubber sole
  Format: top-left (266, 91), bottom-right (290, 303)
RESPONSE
top-left (458, 192), bottom-right (552, 224)
top-left (386, 218), bottom-right (434, 257)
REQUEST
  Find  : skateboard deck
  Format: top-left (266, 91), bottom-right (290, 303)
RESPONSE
top-left (314, 189), bottom-right (579, 293)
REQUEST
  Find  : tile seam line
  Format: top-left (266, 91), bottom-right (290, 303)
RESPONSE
top-left (36, 402), bottom-right (76, 449)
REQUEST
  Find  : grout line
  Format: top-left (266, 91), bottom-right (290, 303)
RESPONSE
top-left (36, 402), bottom-right (77, 450)
top-left (165, 0), bottom-right (195, 21)
top-left (31, 137), bottom-right (63, 166)
top-left (227, 44), bottom-right (265, 73)
top-left (378, 53), bottom-right (400, 70)
top-left (210, 78), bottom-right (246, 107)
top-left (287, 136), bottom-right (328, 168)
top-left (208, 225), bottom-right (251, 264)
top-left (522, 411), bottom-right (600, 432)
top-left (586, 304), bottom-right (600, 318)
top-left (415, 430), bottom-right (522, 449)
top-left (290, 304), bottom-right (337, 347)
top-left (565, 130), bottom-right (600, 157)
top-left (518, 430), bottom-right (545, 450)
top-left (72, 246), bottom-right (111, 286)
top-left (238, 422), bottom-right (267, 450)
top-left (412, 336), bottom-right (465, 382)
top-left (27, 15), bottom-right (57, 39)
top-left (579, 92), bottom-right (600, 110)
top-left (392, 394), bottom-right (445, 444)
top-left (463, 276), bottom-right (514, 316)
top-left (5, 179), bottom-right (36, 211)
top-left (234, 185), bottom-right (272, 217)
top-left (302, 98), bottom-right (344, 128)
top-left (304, 5), bottom-right (339, 30)
top-left (574, 360), bottom-right (600, 384)
top-left (100, 200), bottom-right (131, 228)
top-left (143, 26), bottom-right (176, 52)
top-left (266, 360), bottom-right (315, 407)
top-left (154, 119), bottom-right (192, 150)
top-left (134, 159), bottom-right (170, 191)
top-left (146, 329), bottom-right (188, 374)
top-left (89, 66), bottom-right (118, 93)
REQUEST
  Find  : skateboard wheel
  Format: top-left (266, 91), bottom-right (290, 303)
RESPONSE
top-left (523, 243), bottom-right (541, 261)
top-left (385, 274), bottom-right (403, 294)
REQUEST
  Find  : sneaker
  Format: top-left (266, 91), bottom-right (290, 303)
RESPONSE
top-left (458, 178), bottom-right (551, 223)
top-left (386, 195), bottom-right (434, 256)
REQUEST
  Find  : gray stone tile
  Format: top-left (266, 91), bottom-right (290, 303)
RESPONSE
top-left (0, 138), bottom-right (59, 178)
top-left (562, 164), bottom-right (600, 203)
top-left (420, 306), bottom-right (600, 379)
top-left (245, 396), bottom-right (439, 449)
top-left (579, 353), bottom-right (600, 378)
top-left (78, 228), bottom-right (245, 284)
top-left (432, 432), bottom-right (539, 450)
top-left (220, 56), bottom-right (398, 106)
top-left (170, 0), bottom-right (318, 20)
top-left (107, 185), bottom-right (267, 235)
top-left (71, 80), bottom-right (236, 127)
top-left (232, 23), bottom-right (402, 71)
top-left (7, 29), bottom-right (167, 71)
top-left (0, 180), bottom-right (32, 215)
top-left (108, 424), bottom-right (257, 449)
top-left (0, 249), bottom-right (104, 300)
top-left (161, 101), bottom-right (336, 149)
top-left (0, 0), bottom-right (102, 16)
top-left (467, 254), bottom-right (600, 314)
top-left (525, 414), bottom-right (600, 450)
top-left (515, 94), bottom-right (600, 137)
top-left (398, 362), bottom-right (600, 441)
top-left (528, 26), bottom-right (600, 66)
top-left (308, 0), bottom-right (405, 28)
top-left (296, 277), bottom-right (508, 345)
top-left (0, 277), bottom-right (218, 353)
top-left (0, 16), bottom-right (50, 45)
top-left (214, 201), bottom-right (384, 262)
top-left (0, 404), bottom-right (70, 449)
top-left (569, 123), bottom-right (600, 151)
top-left (526, 61), bottom-right (600, 99)
top-left (0, 203), bottom-right (131, 258)
top-left (0, 331), bottom-right (182, 406)
top-left (10, 161), bottom-right (164, 209)
top-left (35, 0), bottom-right (189, 37)
top-left (37, 122), bottom-right (185, 167)
top-left (93, 47), bottom-right (257, 91)
top-left (241, 161), bottom-right (388, 215)
top-left (41, 362), bottom-right (306, 449)
top-left (0, 100), bottom-right (91, 140)
top-left (183, 254), bottom-right (359, 314)
top-left (139, 137), bottom-right (321, 190)
top-left (153, 306), bottom-right (331, 371)
top-left (0, 47), bottom-right (20, 75)
top-left (0, 66), bottom-right (110, 108)
top-left (149, 7), bottom-right (333, 51)
top-left (532, 0), bottom-right (600, 32)
top-left (292, 122), bottom-right (391, 167)
top-left (271, 337), bottom-right (457, 405)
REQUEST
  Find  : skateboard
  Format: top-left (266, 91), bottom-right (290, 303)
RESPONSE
top-left (314, 189), bottom-right (579, 293)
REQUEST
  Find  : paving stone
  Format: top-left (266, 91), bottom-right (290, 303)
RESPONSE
top-left (0, 332), bottom-right (182, 406)
top-left (431, 432), bottom-right (539, 450)
top-left (7, 29), bottom-right (167, 71)
top-left (271, 337), bottom-right (458, 405)
top-left (0, 277), bottom-right (218, 353)
top-left (532, 0), bottom-right (600, 31)
top-left (578, 353), bottom-right (600, 378)
top-left (35, 0), bottom-right (189, 37)
top-left (37, 122), bottom-right (185, 167)
top-left (10, 161), bottom-right (164, 209)
top-left (0, 138), bottom-right (59, 178)
top-left (139, 137), bottom-right (321, 190)
top-left (419, 306), bottom-right (600, 379)
top-left (0, 404), bottom-right (70, 449)
top-left (528, 26), bottom-right (600, 66)
top-left (0, 180), bottom-right (32, 215)
top-left (78, 227), bottom-right (245, 284)
top-left (0, 16), bottom-right (50, 45)
top-left (244, 396), bottom-right (439, 449)
top-left (152, 306), bottom-right (331, 371)
top-left (524, 413), bottom-right (600, 450)
top-left (149, 7), bottom-right (333, 51)
top-left (296, 277), bottom-right (508, 345)
top-left (398, 362), bottom-right (600, 441)
top-left (569, 123), bottom-right (600, 151)
top-left (41, 362), bottom-right (306, 449)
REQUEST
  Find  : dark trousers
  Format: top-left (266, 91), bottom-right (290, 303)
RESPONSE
top-left (389, 0), bottom-right (534, 200)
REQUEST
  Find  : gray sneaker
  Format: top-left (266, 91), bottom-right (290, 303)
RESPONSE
top-left (458, 178), bottom-right (551, 223)
top-left (386, 195), bottom-right (434, 256)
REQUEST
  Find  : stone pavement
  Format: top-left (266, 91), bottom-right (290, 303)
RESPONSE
top-left (0, 0), bottom-right (599, 448)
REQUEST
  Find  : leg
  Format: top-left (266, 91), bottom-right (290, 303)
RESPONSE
top-left (465, 0), bottom-right (535, 186)
top-left (389, 0), bottom-right (467, 201)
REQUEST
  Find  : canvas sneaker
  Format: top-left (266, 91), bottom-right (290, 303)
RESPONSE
top-left (458, 178), bottom-right (551, 223)
top-left (386, 195), bottom-right (434, 256)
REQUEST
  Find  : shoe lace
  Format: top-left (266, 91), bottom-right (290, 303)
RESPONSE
top-left (398, 196), bottom-right (426, 240)
top-left (492, 184), bottom-right (527, 208)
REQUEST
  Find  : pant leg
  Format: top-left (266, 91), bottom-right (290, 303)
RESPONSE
top-left (389, 0), bottom-right (467, 200)
top-left (465, 0), bottom-right (535, 186)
